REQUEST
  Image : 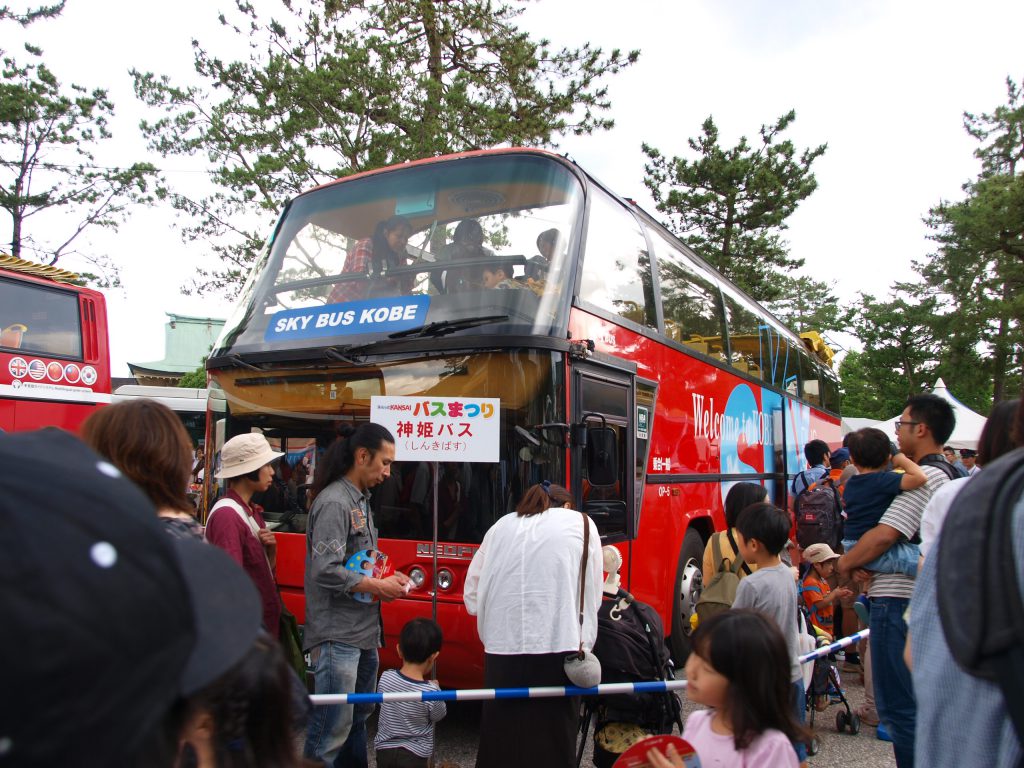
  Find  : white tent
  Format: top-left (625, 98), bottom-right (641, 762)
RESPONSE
top-left (866, 379), bottom-right (988, 450)
top-left (842, 417), bottom-right (877, 435)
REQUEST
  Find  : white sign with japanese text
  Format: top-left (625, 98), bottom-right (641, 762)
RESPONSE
top-left (370, 396), bottom-right (500, 463)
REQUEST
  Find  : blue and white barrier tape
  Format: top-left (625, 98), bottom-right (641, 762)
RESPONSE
top-left (308, 629), bottom-right (871, 706)
top-left (798, 628), bottom-right (870, 665)
top-left (310, 679), bottom-right (687, 706)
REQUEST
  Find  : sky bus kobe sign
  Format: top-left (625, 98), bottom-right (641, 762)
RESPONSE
top-left (265, 296), bottom-right (430, 341)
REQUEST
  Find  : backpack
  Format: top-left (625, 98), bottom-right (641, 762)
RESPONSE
top-left (918, 452), bottom-right (967, 481)
top-left (938, 446), bottom-right (1024, 752)
top-left (793, 472), bottom-right (842, 549)
top-left (695, 533), bottom-right (743, 623)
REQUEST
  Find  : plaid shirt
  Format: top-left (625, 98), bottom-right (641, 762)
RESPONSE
top-left (328, 238), bottom-right (373, 303)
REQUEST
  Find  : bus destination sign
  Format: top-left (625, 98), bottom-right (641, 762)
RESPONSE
top-left (265, 295), bottom-right (430, 341)
top-left (370, 395), bottom-right (500, 463)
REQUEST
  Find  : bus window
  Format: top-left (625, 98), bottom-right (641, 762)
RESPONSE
top-left (799, 352), bottom-right (822, 406)
top-left (648, 231), bottom-right (727, 356)
top-left (722, 295), bottom-right (766, 380)
top-left (760, 329), bottom-right (801, 395)
top-left (0, 277), bottom-right (82, 359)
top-left (820, 368), bottom-right (841, 412)
top-left (579, 189), bottom-right (656, 329)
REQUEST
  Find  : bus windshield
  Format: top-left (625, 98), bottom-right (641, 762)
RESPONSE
top-left (214, 153), bottom-right (583, 359)
top-left (0, 276), bottom-right (82, 359)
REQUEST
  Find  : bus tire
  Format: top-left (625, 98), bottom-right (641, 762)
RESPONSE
top-left (670, 528), bottom-right (705, 665)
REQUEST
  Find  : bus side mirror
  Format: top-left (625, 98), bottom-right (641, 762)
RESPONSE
top-left (571, 423), bottom-right (588, 449)
top-left (586, 427), bottom-right (618, 487)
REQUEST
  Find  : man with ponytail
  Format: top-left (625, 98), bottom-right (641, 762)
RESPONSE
top-left (303, 423), bottom-right (410, 768)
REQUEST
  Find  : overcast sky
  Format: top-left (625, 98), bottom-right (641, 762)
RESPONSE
top-left (6, 0), bottom-right (1023, 375)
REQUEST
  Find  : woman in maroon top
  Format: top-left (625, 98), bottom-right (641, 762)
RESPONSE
top-left (206, 433), bottom-right (284, 637)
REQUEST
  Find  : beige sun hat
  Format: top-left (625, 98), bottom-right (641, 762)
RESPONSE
top-left (802, 542), bottom-right (841, 563)
top-left (215, 433), bottom-right (283, 479)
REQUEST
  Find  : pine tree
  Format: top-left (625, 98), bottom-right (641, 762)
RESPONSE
top-left (133, 0), bottom-right (638, 295)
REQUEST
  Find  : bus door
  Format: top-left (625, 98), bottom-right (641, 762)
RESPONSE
top-left (570, 360), bottom-right (636, 545)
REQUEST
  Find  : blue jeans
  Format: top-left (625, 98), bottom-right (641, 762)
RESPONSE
top-left (843, 537), bottom-right (919, 577)
top-left (790, 679), bottom-right (808, 762)
top-left (869, 597), bottom-right (915, 768)
top-left (304, 641), bottom-right (378, 768)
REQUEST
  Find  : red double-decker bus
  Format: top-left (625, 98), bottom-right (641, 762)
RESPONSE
top-left (0, 256), bottom-right (111, 432)
top-left (204, 149), bottom-right (840, 687)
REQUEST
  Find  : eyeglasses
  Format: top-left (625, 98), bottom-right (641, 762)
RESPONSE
top-left (894, 420), bottom-right (920, 431)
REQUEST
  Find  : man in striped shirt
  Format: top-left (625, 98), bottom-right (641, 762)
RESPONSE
top-left (838, 394), bottom-right (955, 768)
top-left (374, 618), bottom-right (447, 767)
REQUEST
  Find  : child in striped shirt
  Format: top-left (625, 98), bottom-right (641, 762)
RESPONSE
top-left (374, 618), bottom-right (447, 767)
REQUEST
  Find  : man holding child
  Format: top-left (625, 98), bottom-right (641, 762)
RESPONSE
top-left (838, 394), bottom-right (955, 768)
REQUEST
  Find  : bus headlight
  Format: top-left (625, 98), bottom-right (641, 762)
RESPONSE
top-left (436, 568), bottom-right (454, 591)
top-left (409, 567), bottom-right (426, 589)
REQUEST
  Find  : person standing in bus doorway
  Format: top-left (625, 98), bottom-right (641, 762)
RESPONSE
top-left (838, 394), bottom-right (955, 768)
top-left (304, 423), bottom-right (410, 768)
top-left (206, 433), bottom-right (285, 637)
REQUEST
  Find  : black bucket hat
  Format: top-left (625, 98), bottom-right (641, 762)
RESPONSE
top-left (0, 429), bottom-right (263, 765)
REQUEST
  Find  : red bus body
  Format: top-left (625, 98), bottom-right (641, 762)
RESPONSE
top-left (204, 149), bottom-right (841, 688)
top-left (0, 264), bottom-right (111, 433)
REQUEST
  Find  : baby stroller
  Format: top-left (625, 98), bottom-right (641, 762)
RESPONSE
top-left (802, 610), bottom-right (860, 755)
top-left (578, 586), bottom-right (683, 768)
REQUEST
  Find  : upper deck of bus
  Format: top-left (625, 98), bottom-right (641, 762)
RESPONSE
top-left (0, 256), bottom-right (111, 432)
top-left (207, 148), bottom-right (837, 410)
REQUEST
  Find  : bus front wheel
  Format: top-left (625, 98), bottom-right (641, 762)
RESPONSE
top-left (670, 528), bottom-right (705, 665)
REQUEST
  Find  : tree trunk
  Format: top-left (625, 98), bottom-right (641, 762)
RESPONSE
top-left (419, 0), bottom-right (443, 140)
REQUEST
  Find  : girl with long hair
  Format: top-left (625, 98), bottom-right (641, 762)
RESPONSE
top-left (682, 610), bottom-right (809, 766)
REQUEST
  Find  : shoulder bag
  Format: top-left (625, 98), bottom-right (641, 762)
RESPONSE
top-left (564, 512), bottom-right (602, 688)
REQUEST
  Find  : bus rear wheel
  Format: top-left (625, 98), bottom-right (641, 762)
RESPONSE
top-left (670, 528), bottom-right (705, 665)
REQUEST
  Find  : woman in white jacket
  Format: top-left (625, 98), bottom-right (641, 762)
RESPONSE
top-left (464, 481), bottom-right (603, 767)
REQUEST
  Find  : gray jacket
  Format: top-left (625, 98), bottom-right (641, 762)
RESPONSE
top-left (303, 477), bottom-right (382, 651)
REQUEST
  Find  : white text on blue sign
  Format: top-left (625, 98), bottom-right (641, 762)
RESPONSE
top-left (265, 295), bottom-right (431, 341)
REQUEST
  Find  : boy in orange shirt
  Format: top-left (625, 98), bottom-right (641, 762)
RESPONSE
top-left (800, 543), bottom-right (853, 639)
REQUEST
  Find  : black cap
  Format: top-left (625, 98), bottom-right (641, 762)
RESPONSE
top-left (0, 429), bottom-right (263, 765)
top-left (960, 448), bottom-right (977, 458)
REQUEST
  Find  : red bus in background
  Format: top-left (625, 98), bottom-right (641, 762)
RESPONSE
top-left (203, 149), bottom-right (841, 688)
top-left (0, 256), bottom-right (111, 432)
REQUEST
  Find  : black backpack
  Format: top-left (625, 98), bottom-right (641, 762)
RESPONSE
top-left (918, 452), bottom-right (967, 481)
top-left (793, 472), bottom-right (842, 549)
top-left (938, 447), bottom-right (1024, 753)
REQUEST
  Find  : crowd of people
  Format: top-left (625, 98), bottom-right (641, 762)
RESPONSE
top-left (3, 390), bottom-right (1022, 768)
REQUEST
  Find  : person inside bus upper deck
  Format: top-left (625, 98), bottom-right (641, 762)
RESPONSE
top-left (328, 215), bottom-right (413, 304)
top-left (440, 218), bottom-right (493, 292)
top-left (480, 260), bottom-right (525, 291)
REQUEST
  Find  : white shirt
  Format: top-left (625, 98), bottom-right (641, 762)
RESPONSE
top-left (919, 476), bottom-right (970, 558)
top-left (464, 507), bottom-right (603, 655)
